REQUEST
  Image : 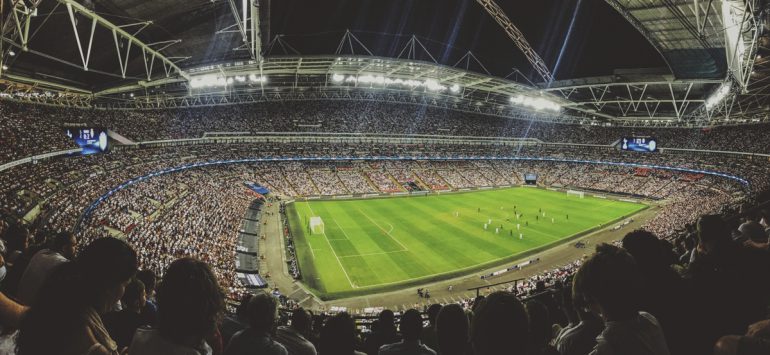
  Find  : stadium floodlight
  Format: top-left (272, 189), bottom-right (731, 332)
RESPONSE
top-left (189, 75), bottom-right (228, 88)
top-left (226, 78), bottom-right (234, 85)
top-left (330, 73), bottom-right (458, 93)
top-left (235, 76), bottom-right (246, 82)
top-left (509, 95), bottom-right (560, 111)
top-left (8, 50), bottom-right (15, 57)
top-left (248, 74), bottom-right (258, 82)
top-left (705, 83), bottom-right (731, 110)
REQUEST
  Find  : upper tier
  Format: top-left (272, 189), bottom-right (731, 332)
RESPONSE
top-left (2, 99), bottom-right (769, 164)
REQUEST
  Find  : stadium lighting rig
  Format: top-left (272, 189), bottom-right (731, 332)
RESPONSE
top-left (331, 73), bottom-right (461, 93)
top-left (704, 83), bottom-right (732, 110)
top-left (189, 73), bottom-right (267, 88)
top-left (509, 95), bottom-right (561, 112)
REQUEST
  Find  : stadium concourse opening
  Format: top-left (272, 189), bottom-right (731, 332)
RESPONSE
top-left (2, 0), bottom-right (770, 354)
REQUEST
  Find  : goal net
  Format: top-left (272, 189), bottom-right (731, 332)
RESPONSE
top-left (567, 190), bottom-right (585, 198)
top-left (309, 216), bottom-right (325, 234)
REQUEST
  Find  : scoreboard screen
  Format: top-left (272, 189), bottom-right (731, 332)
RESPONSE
top-left (65, 128), bottom-right (109, 155)
top-left (620, 137), bottom-right (658, 152)
top-left (524, 173), bottom-right (537, 185)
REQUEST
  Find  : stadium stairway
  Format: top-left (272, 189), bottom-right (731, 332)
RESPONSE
top-left (361, 170), bottom-right (381, 192)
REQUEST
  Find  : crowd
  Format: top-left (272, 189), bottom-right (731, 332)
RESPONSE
top-left (5, 99), bottom-right (770, 166)
top-left (0, 195), bottom-right (768, 355)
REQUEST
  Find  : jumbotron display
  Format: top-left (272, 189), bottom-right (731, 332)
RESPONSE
top-left (620, 136), bottom-right (658, 152)
top-left (64, 127), bottom-right (109, 155)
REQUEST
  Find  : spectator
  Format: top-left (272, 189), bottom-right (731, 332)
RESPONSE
top-left (103, 278), bottom-right (147, 348)
top-left (378, 308), bottom-right (436, 355)
top-left (129, 257), bottom-right (224, 355)
top-left (275, 307), bottom-right (317, 355)
top-left (135, 269), bottom-right (158, 326)
top-left (554, 285), bottom-right (602, 355)
top-left (364, 310), bottom-right (400, 355)
top-left (686, 215), bottom-right (770, 354)
top-left (16, 237), bottom-right (138, 355)
top-left (16, 231), bottom-right (77, 305)
top-left (224, 290), bottom-right (287, 355)
top-left (525, 300), bottom-right (559, 355)
top-left (573, 243), bottom-right (669, 355)
top-left (470, 291), bottom-right (529, 355)
top-left (319, 312), bottom-right (365, 355)
top-left (622, 230), bottom-right (691, 355)
top-left (220, 294), bottom-right (252, 347)
top-left (420, 304), bottom-right (441, 353)
top-left (436, 303), bottom-right (471, 355)
top-left (714, 319), bottom-right (770, 355)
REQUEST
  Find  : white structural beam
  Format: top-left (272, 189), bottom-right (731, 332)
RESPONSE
top-left (474, 0), bottom-right (554, 84)
top-left (58, 0), bottom-right (189, 80)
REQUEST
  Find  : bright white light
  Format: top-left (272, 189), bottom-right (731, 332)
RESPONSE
top-left (249, 74), bottom-right (258, 82)
top-left (235, 76), bottom-right (246, 82)
top-left (705, 83), bottom-right (731, 110)
top-left (8, 50), bottom-right (15, 57)
top-left (509, 95), bottom-right (561, 112)
top-left (226, 78), bottom-right (234, 84)
top-left (190, 75), bottom-right (228, 88)
top-left (130, 93), bottom-right (134, 98)
top-left (329, 73), bottom-right (457, 93)
top-left (1, 65), bottom-right (7, 70)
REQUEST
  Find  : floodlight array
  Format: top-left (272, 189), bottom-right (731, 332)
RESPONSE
top-left (704, 83), bottom-right (731, 110)
top-left (331, 73), bottom-right (461, 93)
top-left (509, 95), bottom-right (561, 111)
top-left (189, 74), bottom-right (267, 88)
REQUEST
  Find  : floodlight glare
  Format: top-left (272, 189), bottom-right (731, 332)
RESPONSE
top-left (705, 83), bottom-right (731, 110)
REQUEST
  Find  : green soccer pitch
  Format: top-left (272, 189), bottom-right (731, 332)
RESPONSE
top-left (286, 187), bottom-right (646, 299)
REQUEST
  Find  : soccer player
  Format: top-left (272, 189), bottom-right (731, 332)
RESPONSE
top-left (519, 233), bottom-right (523, 240)
top-left (516, 224), bottom-right (520, 230)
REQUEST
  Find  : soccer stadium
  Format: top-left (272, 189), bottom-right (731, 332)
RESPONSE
top-left (0, 0), bottom-right (769, 354)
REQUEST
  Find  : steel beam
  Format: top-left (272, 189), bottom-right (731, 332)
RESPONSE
top-left (58, 0), bottom-right (189, 80)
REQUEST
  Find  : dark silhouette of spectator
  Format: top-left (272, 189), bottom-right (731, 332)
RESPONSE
top-left (129, 257), bottom-right (224, 355)
top-left (686, 215), bottom-right (770, 354)
top-left (319, 312), bottom-right (365, 355)
top-left (622, 229), bottom-right (691, 355)
top-left (103, 278), bottom-right (147, 348)
top-left (573, 243), bottom-right (669, 355)
top-left (1, 223), bottom-right (32, 296)
top-left (136, 269), bottom-right (158, 326)
top-left (364, 309), bottom-right (400, 355)
top-left (436, 303), bottom-right (471, 355)
top-left (220, 294), bottom-right (252, 347)
top-left (470, 291), bottom-right (529, 355)
top-left (420, 304), bottom-right (441, 353)
top-left (378, 308), bottom-right (436, 355)
top-left (526, 300), bottom-right (559, 355)
top-left (16, 231), bottom-right (77, 305)
top-left (276, 307), bottom-right (317, 355)
top-left (714, 318), bottom-right (770, 355)
top-left (16, 237), bottom-right (138, 355)
top-left (224, 290), bottom-right (287, 355)
top-left (554, 285), bottom-right (601, 355)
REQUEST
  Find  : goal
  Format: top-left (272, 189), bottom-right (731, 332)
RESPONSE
top-left (309, 217), bottom-right (325, 234)
top-left (566, 190), bottom-right (585, 198)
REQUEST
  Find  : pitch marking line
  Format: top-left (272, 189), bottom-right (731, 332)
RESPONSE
top-left (305, 202), bottom-right (357, 289)
top-left (338, 250), bottom-right (409, 258)
top-left (357, 209), bottom-right (409, 251)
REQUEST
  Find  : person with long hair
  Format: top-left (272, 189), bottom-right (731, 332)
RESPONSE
top-left (128, 257), bottom-right (224, 355)
top-left (16, 237), bottom-right (138, 355)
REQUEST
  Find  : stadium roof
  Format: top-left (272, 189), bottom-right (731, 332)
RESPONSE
top-left (0, 0), bottom-right (766, 126)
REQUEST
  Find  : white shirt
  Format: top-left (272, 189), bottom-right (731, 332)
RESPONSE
top-left (590, 312), bottom-right (670, 355)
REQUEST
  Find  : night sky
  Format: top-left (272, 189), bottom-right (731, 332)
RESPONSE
top-left (266, 0), bottom-right (666, 81)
